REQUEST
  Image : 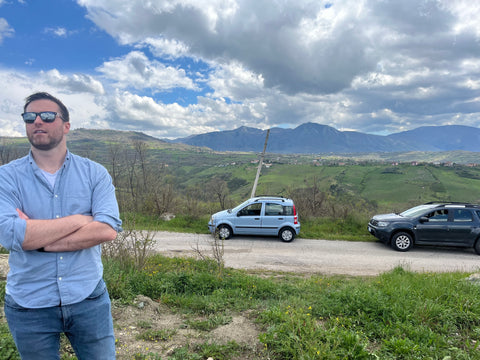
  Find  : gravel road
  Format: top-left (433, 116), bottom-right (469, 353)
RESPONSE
top-left (152, 232), bottom-right (480, 276)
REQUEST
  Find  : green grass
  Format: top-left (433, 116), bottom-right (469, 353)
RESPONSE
top-left (121, 213), bottom-right (372, 241)
top-left (2, 255), bottom-right (480, 359)
top-left (121, 212), bottom-right (211, 234)
top-left (101, 255), bottom-right (480, 359)
top-left (299, 217), bottom-right (371, 241)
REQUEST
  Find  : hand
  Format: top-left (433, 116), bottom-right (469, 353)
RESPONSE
top-left (16, 208), bottom-right (29, 220)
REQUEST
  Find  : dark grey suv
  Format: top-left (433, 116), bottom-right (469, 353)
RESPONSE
top-left (368, 202), bottom-right (480, 254)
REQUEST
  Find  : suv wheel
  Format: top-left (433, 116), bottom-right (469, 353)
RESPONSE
top-left (217, 225), bottom-right (232, 240)
top-left (391, 232), bottom-right (413, 252)
top-left (474, 239), bottom-right (480, 255)
top-left (279, 227), bottom-right (295, 242)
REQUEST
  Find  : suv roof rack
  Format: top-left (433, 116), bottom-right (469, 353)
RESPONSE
top-left (252, 195), bottom-right (287, 202)
top-left (254, 195), bottom-right (286, 197)
top-left (424, 201), bottom-right (480, 207)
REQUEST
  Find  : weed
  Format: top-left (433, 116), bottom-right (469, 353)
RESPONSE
top-left (186, 314), bottom-right (232, 331)
top-left (136, 328), bottom-right (177, 342)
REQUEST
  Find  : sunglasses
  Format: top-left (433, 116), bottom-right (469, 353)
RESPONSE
top-left (21, 111), bottom-right (62, 124)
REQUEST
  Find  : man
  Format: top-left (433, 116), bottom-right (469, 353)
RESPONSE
top-left (0, 92), bottom-right (122, 359)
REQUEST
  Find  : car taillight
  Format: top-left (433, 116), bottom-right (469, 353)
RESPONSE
top-left (293, 205), bottom-right (298, 225)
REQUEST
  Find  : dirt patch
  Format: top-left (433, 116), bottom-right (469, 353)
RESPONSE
top-left (112, 295), bottom-right (263, 359)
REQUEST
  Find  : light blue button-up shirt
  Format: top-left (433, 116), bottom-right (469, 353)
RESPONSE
top-left (0, 150), bottom-right (122, 308)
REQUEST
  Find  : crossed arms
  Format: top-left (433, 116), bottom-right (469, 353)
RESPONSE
top-left (18, 209), bottom-right (118, 252)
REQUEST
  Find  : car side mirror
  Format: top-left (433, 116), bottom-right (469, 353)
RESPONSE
top-left (419, 216), bottom-right (429, 223)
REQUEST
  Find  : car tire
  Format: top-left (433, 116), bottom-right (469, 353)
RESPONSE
top-left (217, 225), bottom-right (232, 240)
top-left (279, 227), bottom-right (295, 242)
top-left (391, 232), bottom-right (413, 252)
top-left (474, 239), bottom-right (480, 255)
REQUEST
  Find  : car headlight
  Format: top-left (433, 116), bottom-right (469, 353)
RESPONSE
top-left (376, 221), bottom-right (389, 227)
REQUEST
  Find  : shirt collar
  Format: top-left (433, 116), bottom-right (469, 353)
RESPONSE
top-left (28, 149), bottom-right (71, 171)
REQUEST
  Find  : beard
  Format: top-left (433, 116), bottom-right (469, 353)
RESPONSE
top-left (28, 133), bottom-right (64, 151)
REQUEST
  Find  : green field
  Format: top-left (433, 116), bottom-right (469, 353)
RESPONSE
top-left (187, 162), bottom-right (480, 212)
top-left (3, 129), bottom-right (480, 224)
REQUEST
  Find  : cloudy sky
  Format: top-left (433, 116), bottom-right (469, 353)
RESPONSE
top-left (0, 0), bottom-right (479, 139)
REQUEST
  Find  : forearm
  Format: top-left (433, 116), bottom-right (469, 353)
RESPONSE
top-left (22, 214), bottom-right (93, 251)
top-left (43, 221), bottom-right (118, 252)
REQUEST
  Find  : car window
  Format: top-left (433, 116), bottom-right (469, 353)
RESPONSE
top-left (265, 203), bottom-right (283, 216)
top-left (238, 203), bottom-right (262, 216)
top-left (426, 209), bottom-right (449, 222)
top-left (453, 209), bottom-right (473, 222)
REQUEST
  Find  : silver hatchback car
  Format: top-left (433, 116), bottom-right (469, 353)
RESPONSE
top-left (208, 196), bottom-right (300, 242)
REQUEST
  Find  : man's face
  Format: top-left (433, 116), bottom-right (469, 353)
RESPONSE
top-left (25, 99), bottom-right (70, 151)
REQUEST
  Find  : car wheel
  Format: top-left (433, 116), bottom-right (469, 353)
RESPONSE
top-left (279, 227), bottom-right (295, 242)
top-left (217, 225), bottom-right (232, 239)
top-left (391, 232), bottom-right (413, 252)
top-left (474, 240), bottom-right (480, 255)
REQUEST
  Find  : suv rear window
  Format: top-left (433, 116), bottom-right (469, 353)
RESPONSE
top-left (453, 209), bottom-right (473, 222)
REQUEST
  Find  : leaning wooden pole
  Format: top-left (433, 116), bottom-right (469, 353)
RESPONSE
top-left (251, 129), bottom-right (270, 198)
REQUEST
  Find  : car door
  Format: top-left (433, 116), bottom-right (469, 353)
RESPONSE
top-left (233, 202), bottom-right (263, 235)
top-left (261, 202), bottom-right (286, 235)
top-left (446, 209), bottom-right (476, 245)
top-left (415, 209), bottom-right (449, 243)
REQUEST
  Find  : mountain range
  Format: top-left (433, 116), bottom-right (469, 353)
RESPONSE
top-left (172, 123), bottom-right (480, 153)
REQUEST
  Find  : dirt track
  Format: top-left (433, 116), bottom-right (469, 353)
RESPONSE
top-left (152, 232), bottom-right (480, 276)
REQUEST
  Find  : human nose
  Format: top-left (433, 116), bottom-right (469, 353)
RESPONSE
top-left (33, 114), bottom-right (44, 124)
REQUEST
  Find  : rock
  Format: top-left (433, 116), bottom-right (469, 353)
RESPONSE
top-left (0, 254), bottom-right (9, 280)
top-left (466, 273), bottom-right (480, 285)
top-left (134, 295), bottom-right (158, 309)
top-left (161, 213), bottom-right (175, 221)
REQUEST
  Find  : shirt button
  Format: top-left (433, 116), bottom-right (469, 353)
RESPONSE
top-left (56, 215), bottom-right (60, 218)
top-left (60, 256), bottom-right (63, 260)
top-left (54, 194), bottom-right (58, 198)
top-left (59, 277), bottom-right (62, 281)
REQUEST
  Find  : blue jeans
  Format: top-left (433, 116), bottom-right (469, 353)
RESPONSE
top-left (4, 279), bottom-right (115, 360)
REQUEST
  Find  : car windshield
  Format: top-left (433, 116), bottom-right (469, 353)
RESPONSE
top-left (229, 199), bottom-right (253, 213)
top-left (400, 204), bottom-right (439, 218)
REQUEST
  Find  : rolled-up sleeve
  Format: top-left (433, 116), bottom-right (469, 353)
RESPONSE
top-left (0, 167), bottom-right (27, 251)
top-left (91, 162), bottom-right (122, 232)
top-left (0, 215), bottom-right (27, 252)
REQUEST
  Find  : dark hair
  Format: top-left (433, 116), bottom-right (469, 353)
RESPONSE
top-left (24, 92), bottom-right (70, 122)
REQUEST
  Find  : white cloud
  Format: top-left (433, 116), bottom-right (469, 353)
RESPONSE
top-left (0, 18), bottom-right (14, 44)
top-left (102, 90), bottom-right (217, 138)
top-left (96, 51), bottom-right (198, 91)
top-left (206, 62), bottom-right (264, 101)
top-left (41, 69), bottom-right (105, 94)
top-left (44, 27), bottom-right (69, 37)
top-left (138, 37), bottom-right (190, 59)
